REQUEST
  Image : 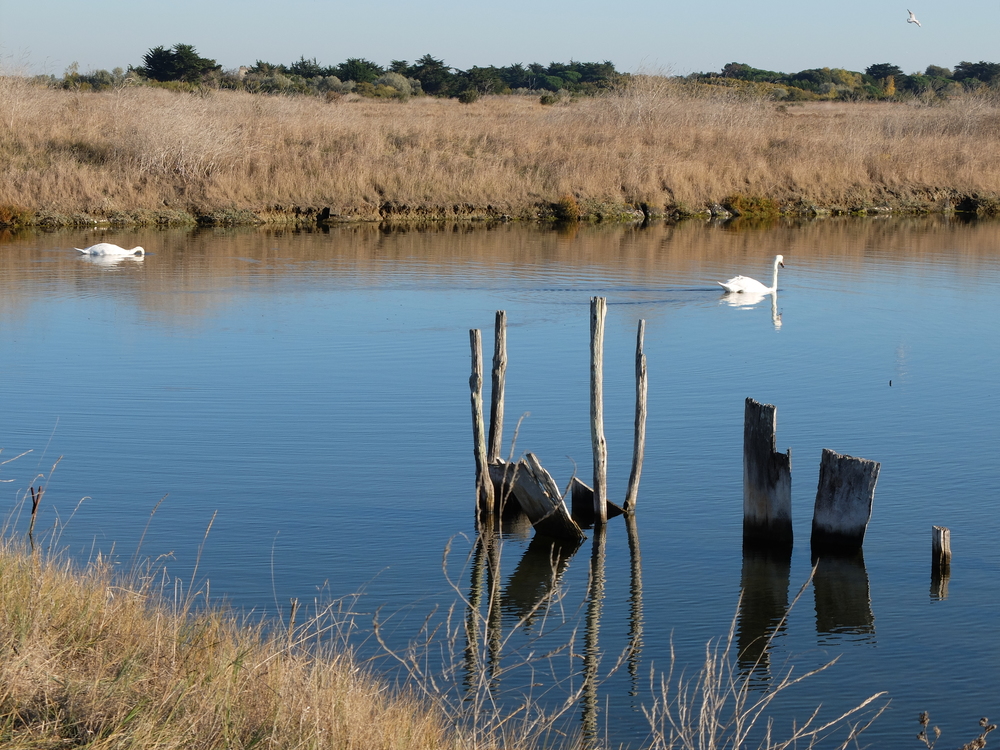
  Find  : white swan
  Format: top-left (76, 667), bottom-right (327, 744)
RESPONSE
top-left (76, 242), bottom-right (145, 256)
top-left (718, 254), bottom-right (784, 294)
top-left (907, 9), bottom-right (921, 26)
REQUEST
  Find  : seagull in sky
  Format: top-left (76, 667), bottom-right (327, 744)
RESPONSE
top-left (907, 9), bottom-right (921, 26)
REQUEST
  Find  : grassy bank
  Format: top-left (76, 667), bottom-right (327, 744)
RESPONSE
top-left (2, 74), bottom-right (1000, 227)
top-left (0, 535), bottom-right (465, 749)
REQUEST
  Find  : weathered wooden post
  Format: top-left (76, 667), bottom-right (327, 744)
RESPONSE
top-left (470, 329), bottom-right (495, 517)
top-left (624, 319), bottom-right (647, 513)
top-left (590, 297), bottom-right (608, 525)
top-left (931, 525), bottom-right (951, 600)
top-left (487, 310), bottom-right (507, 464)
top-left (810, 448), bottom-right (880, 553)
top-left (743, 398), bottom-right (792, 547)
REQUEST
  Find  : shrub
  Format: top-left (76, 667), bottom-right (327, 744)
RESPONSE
top-left (457, 88), bottom-right (479, 104)
top-left (552, 194), bottom-right (580, 221)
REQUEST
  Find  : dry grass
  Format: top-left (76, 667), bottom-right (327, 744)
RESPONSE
top-left (3, 75), bottom-right (1000, 224)
top-left (0, 534), bottom-right (458, 750)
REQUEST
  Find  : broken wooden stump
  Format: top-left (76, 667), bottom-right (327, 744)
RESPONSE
top-left (506, 452), bottom-right (585, 542)
top-left (624, 319), bottom-right (647, 514)
top-left (590, 296), bottom-right (608, 524)
top-left (570, 476), bottom-right (624, 527)
top-left (743, 398), bottom-right (792, 548)
top-left (810, 448), bottom-right (880, 553)
top-left (469, 329), bottom-right (495, 517)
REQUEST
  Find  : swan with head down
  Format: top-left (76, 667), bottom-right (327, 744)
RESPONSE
top-left (718, 255), bottom-right (784, 294)
top-left (76, 242), bottom-right (145, 256)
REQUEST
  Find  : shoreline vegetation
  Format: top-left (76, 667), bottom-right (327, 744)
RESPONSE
top-left (4, 70), bottom-right (1000, 229)
top-left (0, 530), bottom-right (890, 750)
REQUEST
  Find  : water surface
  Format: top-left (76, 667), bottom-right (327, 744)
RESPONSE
top-left (1, 217), bottom-right (998, 747)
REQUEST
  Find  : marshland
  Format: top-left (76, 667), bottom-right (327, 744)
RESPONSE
top-left (4, 70), bottom-right (1000, 226)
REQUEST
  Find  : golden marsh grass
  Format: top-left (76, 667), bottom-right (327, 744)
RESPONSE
top-left (3, 75), bottom-right (1000, 224)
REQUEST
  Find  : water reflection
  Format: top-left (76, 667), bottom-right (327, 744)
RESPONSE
top-left (625, 514), bottom-right (645, 698)
top-left (463, 515), bottom-right (647, 747)
top-left (581, 525), bottom-right (607, 748)
top-left (812, 552), bottom-right (875, 645)
top-left (720, 290), bottom-right (782, 329)
top-left (78, 254), bottom-right (145, 267)
top-left (501, 534), bottom-right (582, 624)
top-left (737, 543), bottom-right (791, 684)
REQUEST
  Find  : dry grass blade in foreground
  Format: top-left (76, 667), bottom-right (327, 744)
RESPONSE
top-left (645, 573), bottom-right (888, 749)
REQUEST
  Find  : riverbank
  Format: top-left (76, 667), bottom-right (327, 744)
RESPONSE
top-left (3, 76), bottom-right (1000, 228)
top-left (0, 536), bottom-right (465, 749)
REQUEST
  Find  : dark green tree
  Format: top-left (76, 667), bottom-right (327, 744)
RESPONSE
top-left (865, 63), bottom-right (903, 81)
top-left (954, 60), bottom-right (1000, 84)
top-left (409, 54), bottom-right (454, 95)
top-left (139, 43), bottom-right (219, 82)
top-left (336, 58), bottom-right (384, 83)
top-left (289, 56), bottom-right (326, 78)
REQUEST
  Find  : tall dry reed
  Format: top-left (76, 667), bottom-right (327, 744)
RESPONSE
top-left (3, 75), bottom-right (1000, 222)
top-left (0, 534), bottom-right (457, 749)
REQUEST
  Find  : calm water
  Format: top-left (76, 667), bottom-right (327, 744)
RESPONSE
top-left (1, 217), bottom-right (999, 747)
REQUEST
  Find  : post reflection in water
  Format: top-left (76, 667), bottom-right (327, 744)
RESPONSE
top-left (737, 543), bottom-right (792, 684)
top-left (501, 534), bottom-right (582, 624)
top-left (462, 514), bottom-right (647, 747)
top-left (625, 514), bottom-right (645, 699)
top-left (812, 551), bottom-right (876, 644)
top-left (464, 529), bottom-right (502, 692)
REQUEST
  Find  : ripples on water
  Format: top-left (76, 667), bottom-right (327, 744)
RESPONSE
top-left (1, 217), bottom-right (999, 747)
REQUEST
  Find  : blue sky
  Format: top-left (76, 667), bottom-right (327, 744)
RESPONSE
top-left (1, 0), bottom-right (996, 78)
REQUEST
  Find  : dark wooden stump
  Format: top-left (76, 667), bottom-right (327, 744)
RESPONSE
top-left (810, 448), bottom-right (880, 553)
top-left (743, 398), bottom-right (792, 548)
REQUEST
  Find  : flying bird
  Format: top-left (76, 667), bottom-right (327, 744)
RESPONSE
top-left (907, 9), bottom-right (921, 26)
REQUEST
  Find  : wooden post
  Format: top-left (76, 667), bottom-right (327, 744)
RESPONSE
top-left (931, 526), bottom-right (951, 600)
top-left (743, 398), bottom-right (792, 548)
top-left (470, 329), bottom-right (495, 517)
top-left (487, 310), bottom-right (507, 464)
top-left (624, 319), bottom-right (647, 513)
top-left (810, 448), bottom-right (880, 553)
top-left (590, 297), bottom-right (608, 525)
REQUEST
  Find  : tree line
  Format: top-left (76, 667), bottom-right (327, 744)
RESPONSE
top-left (52, 42), bottom-right (1000, 103)
top-left (57, 43), bottom-right (620, 102)
top-left (692, 61), bottom-right (1000, 101)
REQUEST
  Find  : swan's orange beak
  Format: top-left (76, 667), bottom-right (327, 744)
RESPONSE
top-left (778, 260), bottom-right (785, 267)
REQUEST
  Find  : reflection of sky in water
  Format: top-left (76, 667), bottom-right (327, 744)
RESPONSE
top-left (1, 218), bottom-right (999, 748)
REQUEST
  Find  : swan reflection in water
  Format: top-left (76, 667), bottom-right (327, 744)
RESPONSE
top-left (77, 253), bottom-right (145, 267)
top-left (721, 290), bottom-right (783, 329)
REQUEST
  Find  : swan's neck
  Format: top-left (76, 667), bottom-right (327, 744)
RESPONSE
top-left (771, 260), bottom-right (780, 291)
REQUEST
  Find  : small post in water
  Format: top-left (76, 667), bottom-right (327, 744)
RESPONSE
top-left (624, 319), bottom-right (647, 513)
top-left (743, 398), bottom-right (792, 547)
top-left (488, 310), bottom-right (507, 464)
top-left (931, 525), bottom-right (951, 600)
top-left (590, 297), bottom-right (608, 525)
top-left (810, 448), bottom-right (880, 553)
top-left (470, 329), bottom-right (495, 517)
